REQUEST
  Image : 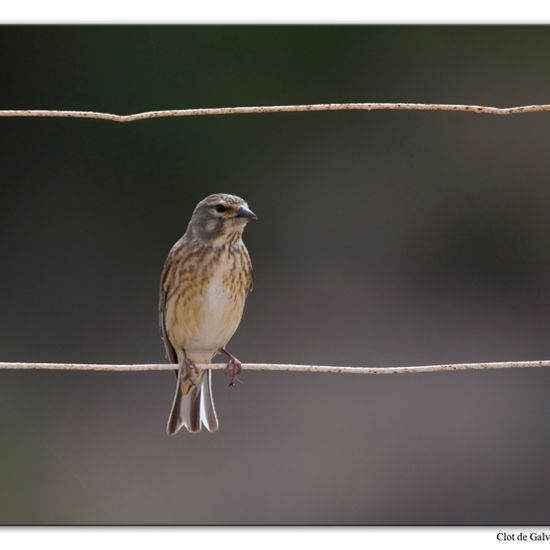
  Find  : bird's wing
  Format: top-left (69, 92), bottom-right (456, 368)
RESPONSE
top-left (248, 268), bottom-right (254, 293)
top-left (243, 244), bottom-right (254, 293)
top-left (159, 250), bottom-right (178, 365)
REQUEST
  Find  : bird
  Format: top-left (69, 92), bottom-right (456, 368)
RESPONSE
top-left (159, 193), bottom-right (257, 435)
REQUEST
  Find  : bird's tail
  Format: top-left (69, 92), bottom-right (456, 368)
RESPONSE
top-left (166, 368), bottom-right (219, 435)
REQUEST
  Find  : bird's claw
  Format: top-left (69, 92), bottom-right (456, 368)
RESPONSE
top-left (181, 358), bottom-right (199, 382)
top-left (225, 357), bottom-right (242, 387)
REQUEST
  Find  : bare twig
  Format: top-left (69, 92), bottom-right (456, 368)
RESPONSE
top-left (1, 102), bottom-right (550, 123)
top-left (0, 360), bottom-right (549, 375)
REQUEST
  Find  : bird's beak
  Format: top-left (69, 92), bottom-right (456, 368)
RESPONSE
top-left (237, 206), bottom-right (258, 221)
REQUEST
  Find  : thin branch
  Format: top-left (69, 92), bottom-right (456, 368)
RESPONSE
top-left (1, 102), bottom-right (550, 123)
top-left (1, 360), bottom-right (549, 375)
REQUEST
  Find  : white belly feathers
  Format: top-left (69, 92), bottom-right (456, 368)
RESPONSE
top-left (197, 277), bottom-right (235, 345)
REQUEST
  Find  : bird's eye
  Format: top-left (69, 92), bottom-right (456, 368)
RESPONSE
top-left (215, 204), bottom-right (226, 213)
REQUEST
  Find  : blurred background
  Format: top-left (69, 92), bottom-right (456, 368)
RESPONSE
top-left (0, 25), bottom-right (550, 524)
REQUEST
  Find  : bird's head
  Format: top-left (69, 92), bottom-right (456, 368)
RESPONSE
top-left (188, 193), bottom-right (258, 245)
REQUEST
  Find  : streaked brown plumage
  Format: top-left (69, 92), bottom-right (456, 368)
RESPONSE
top-left (159, 193), bottom-right (257, 434)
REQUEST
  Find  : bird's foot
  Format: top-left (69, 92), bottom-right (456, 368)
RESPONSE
top-left (181, 357), bottom-right (199, 383)
top-left (224, 354), bottom-right (242, 387)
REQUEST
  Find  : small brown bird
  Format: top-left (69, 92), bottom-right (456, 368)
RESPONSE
top-left (159, 193), bottom-right (257, 434)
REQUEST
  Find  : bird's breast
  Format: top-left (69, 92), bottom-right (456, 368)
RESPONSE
top-left (169, 248), bottom-right (248, 362)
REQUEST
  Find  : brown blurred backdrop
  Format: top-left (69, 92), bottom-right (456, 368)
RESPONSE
top-left (1, 25), bottom-right (550, 524)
